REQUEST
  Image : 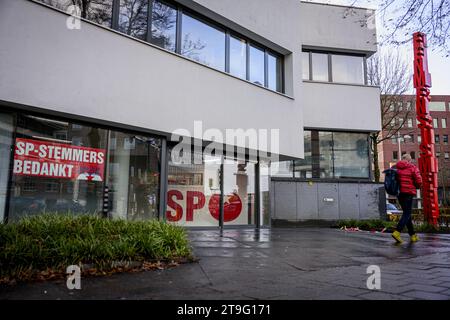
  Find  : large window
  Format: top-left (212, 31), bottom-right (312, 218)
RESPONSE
top-left (8, 114), bottom-right (108, 221)
top-left (181, 13), bottom-right (226, 71)
top-left (331, 54), bottom-right (364, 84)
top-left (107, 132), bottom-right (161, 221)
top-left (273, 131), bottom-right (370, 179)
top-left (119, 0), bottom-right (148, 40)
top-left (249, 45), bottom-right (265, 86)
top-left (38, 0), bottom-right (284, 93)
top-left (150, 0), bottom-right (177, 51)
top-left (303, 50), bottom-right (366, 85)
top-left (4, 113), bottom-right (162, 222)
top-left (229, 36), bottom-right (247, 79)
top-left (311, 53), bottom-right (329, 82)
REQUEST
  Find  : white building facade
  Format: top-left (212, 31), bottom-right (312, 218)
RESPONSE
top-left (0, 0), bottom-right (381, 226)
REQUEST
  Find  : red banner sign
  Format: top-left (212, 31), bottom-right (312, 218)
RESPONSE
top-left (13, 138), bottom-right (106, 181)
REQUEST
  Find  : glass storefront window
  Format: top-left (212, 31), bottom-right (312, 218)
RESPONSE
top-left (333, 133), bottom-right (369, 178)
top-left (107, 132), bottom-right (161, 220)
top-left (8, 115), bottom-right (108, 221)
top-left (181, 13), bottom-right (226, 71)
top-left (223, 159), bottom-right (256, 226)
top-left (0, 113), bottom-right (13, 222)
top-left (294, 130), bottom-right (312, 178)
top-left (119, 0), bottom-right (148, 40)
top-left (150, 0), bottom-right (177, 51)
top-left (318, 132), bottom-right (333, 178)
top-left (166, 153), bottom-right (221, 227)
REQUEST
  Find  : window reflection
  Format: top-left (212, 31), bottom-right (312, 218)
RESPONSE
top-left (267, 53), bottom-right (281, 92)
top-left (181, 13), bottom-right (225, 71)
top-left (333, 133), bottom-right (369, 178)
top-left (249, 45), bottom-right (265, 86)
top-left (150, 0), bottom-right (177, 51)
top-left (119, 0), bottom-right (148, 40)
top-left (302, 52), bottom-right (310, 80)
top-left (332, 55), bottom-right (364, 84)
top-left (229, 36), bottom-right (247, 79)
top-left (312, 53), bottom-right (329, 82)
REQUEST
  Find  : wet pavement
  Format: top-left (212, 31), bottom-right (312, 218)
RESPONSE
top-left (1, 228), bottom-right (450, 300)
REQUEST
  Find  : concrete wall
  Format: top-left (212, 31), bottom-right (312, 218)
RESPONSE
top-left (0, 0), bottom-right (303, 158)
top-left (271, 179), bottom-right (385, 222)
top-left (300, 1), bottom-right (377, 54)
top-left (302, 82), bottom-right (381, 132)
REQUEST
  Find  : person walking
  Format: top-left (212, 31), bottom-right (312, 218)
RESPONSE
top-left (392, 153), bottom-right (423, 243)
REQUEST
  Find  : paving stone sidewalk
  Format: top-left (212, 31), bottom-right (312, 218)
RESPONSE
top-left (1, 228), bottom-right (450, 300)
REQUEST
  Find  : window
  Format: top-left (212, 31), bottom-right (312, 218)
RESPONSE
top-left (429, 102), bottom-right (446, 111)
top-left (8, 114), bottom-right (108, 221)
top-left (435, 135), bottom-right (440, 144)
top-left (181, 13), bottom-right (225, 71)
top-left (393, 151), bottom-right (398, 161)
top-left (311, 53), bottom-right (329, 82)
top-left (411, 151), bottom-right (415, 160)
top-left (410, 135), bottom-right (414, 143)
top-left (249, 45), bottom-right (265, 86)
top-left (442, 118), bottom-right (447, 129)
top-left (229, 36), bottom-right (247, 79)
top-left (119, 0), bottom-right (148, 40)
top-left (437, 152), bottom-right (441, 158)
top-left (267, 53), bottom-right (282, 92)
top-left (318, 132), bottom-right (334, 178)
top-left (407, 119), bottom-right (413, 128)
top-left (293, 131), bottom-right (312, 178)
top-left (150, 0), bottom-right (177, 51)
top-left (406, 102), bottom-right (412, 111)
top-left (333, 132), bottom-right (369, 178)
top-left (331, 54), bottom-right (364, 84)
top-left (446, 153), bottom-right (449, 160)
top-left (433, 118), bottom-right (438, 128)
top-left (391, 136), bottom-right (397, 144)
top-left (39, 0), bottom-right (284, 93)
top-left (302, 52), bottom-right (310, 80)
top-left (418, 135), bottom-right (422, 143)
top-left (444, 135), bottom-right (448, 145)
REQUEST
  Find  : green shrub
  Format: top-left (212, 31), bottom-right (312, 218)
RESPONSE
top-left (0, 214), bottom-right (192, 282)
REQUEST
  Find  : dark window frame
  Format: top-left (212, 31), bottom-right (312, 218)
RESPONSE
top-left (302, 49), bottom-right (367, 85)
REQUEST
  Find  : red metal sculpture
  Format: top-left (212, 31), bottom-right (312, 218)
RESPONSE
top-left (413, 32), bottom-right (439, 225)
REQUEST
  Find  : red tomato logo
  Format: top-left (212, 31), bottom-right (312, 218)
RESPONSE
top-left (208, 193), bottom-right (242, 222)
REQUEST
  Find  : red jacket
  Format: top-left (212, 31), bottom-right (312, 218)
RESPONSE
top-left (396, 160), bottom-right (422, 195)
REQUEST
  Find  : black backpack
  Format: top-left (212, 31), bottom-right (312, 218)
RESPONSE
top-left (383, 167), bottom-right (399, 196)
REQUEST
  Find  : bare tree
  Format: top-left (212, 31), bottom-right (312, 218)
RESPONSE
top-left (378, 0), bottom-right (450, 56)
top-left (367, 48), bottom-right (415, 181)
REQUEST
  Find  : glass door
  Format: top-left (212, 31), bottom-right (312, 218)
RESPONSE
top-left (0, 113), bottom-right (13, 222)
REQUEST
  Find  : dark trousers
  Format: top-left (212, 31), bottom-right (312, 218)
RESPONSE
top-left (396, 193), bottom-right (415, 236)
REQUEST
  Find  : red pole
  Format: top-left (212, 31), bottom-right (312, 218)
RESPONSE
top-left (413, 32), bottom-right (439, 226)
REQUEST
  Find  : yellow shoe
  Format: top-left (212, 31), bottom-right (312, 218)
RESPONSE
top-left (410, 234), bottom-right (419, 242)
top-left (392, 230), bottom-right (403, 243)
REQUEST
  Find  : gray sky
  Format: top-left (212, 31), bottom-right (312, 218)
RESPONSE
top-left (304, 0), bottom-right (449, 95)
